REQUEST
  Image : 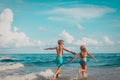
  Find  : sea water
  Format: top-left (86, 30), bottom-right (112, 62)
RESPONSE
top-left (0, 53), bottom-right (120, 80)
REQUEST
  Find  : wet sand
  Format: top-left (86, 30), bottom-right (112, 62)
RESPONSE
top-left (32, 67), bottom-right (120, 80)
top-left (0, 67), bottom-right (120, 80)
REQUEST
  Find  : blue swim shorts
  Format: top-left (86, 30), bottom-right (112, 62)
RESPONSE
top-left (56, 57), bottom-right (63, 67)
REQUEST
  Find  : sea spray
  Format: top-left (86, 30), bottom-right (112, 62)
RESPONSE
top-left (3, 73), bottom-right (37, 80)
top-left (0, 53), bottom-right (120, 80)
top-left (37, 69), bottom-right (54, 79)
top-left (0, 63), bottom-right (24, 71)
top-left (1, 69), bottom-right (54, 80)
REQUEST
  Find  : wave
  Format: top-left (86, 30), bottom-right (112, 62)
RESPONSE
top-left (0, 69), bottom-right (54, 80)
top-left (0, 56), bottom-right (19, 62)
top-left (0, 73), bottom-right (37, 80)
top-left (0, 63), bottom-right (24, 71)
top-left (36, 69), bottom-right (54, 78)
top-left (30, 60), bottom-right (55, 64)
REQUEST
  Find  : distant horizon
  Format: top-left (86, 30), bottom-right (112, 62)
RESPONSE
top-left (0, 52), bottom-right (119, 54)
top-left (0, 0), bottom-right (120, 53)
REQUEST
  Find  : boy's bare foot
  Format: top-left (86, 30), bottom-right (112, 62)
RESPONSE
top-left (53, 74), bottom-right (57, 80)
top-left (53, 73), bottom-right (59, 80)
top-left (56, 73), bottom-right (60, 78)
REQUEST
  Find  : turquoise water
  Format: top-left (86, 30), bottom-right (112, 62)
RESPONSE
top-left (0, 53), bottom-right (120, 80)
top-left (0, 53), bottom-right (120, 68)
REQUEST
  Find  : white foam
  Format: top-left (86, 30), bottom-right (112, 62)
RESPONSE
top-left (0, 56), bottom-right (18, 60)
top-left (1, 69), bottom-right (54, 80)
top-left (37, 69), bottom-right (54, 78)
top-left (0, 56), bottom-right (11, 60)
top-left (3, 73), bottom-right (37, 80)
top-left (0, 63), bottom-right (24, 71)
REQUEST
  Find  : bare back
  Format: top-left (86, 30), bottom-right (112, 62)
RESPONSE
top-left (56, 45), bottom-right (63, 57)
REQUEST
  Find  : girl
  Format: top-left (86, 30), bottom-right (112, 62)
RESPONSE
top-left (70, 45), bottom-right (97, 78)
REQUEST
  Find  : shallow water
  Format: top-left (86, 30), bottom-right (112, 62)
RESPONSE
top-left (0, 66), bottom-right (120, 80)
top-left (0, 53), bottom-right (120, 80)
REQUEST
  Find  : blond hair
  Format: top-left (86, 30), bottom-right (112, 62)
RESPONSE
top-left (58, 40), bottom-right (64, 45)
top-left (80, 45), bottom-right (87, 52)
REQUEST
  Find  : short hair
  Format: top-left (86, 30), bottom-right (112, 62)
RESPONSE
top-left (58, 40), bottom-right (64, 45)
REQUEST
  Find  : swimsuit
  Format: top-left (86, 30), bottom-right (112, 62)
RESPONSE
top-left (79, 60), bottom-right (87, 65)
top-left (79, 55), bottom-right (87, 65)
top-left (56, 56), bottom-right (63, 67)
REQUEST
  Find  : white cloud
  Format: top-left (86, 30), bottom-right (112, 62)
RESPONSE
top-left (118, 41), bottom-right (120, 44)
top-left (14, 27), bottom-right (19, 32)
top-left (0, 8), bottom-right (32, 48)
top-left (77, 24), bottom-right (85, 30)
top-left (48, 17), bottom-right (63, 21)
top-left (47, 6), bottom-right (115, 30)
top-left (0, 8), bottom-right (44, 48)
top-left (0, 8), bottom-right (13, 35)
top-left (12, 32), bottom-right (32, 47)
top-left (16, 0), bottom-right (24, 4)
top-left (48, 6), bottom-right (115, 20)
top-left (74, 37), bottom-right (99, 45)
top-left (60, 30), bottom-right (74, 44)
top-left (103, 36), bottom-right (114, 45)
top-left (38, 27), bottom-right (47, 32)
top-left (33, 40), bottom-right (44, 46)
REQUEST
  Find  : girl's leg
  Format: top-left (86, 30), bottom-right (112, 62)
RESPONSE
top-left (78, 68), bottom-right (81, 75)
top-left (53, 67), bottom-right (61, 79)
top-left (81, 64), bottom-right (87, 78)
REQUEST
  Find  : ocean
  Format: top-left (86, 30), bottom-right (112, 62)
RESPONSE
top-left (0, 53), bottom-right (120, 80)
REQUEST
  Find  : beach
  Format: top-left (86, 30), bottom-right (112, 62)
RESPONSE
top-left (0, 53), bottom-right (120, 80)
top-left (0, 67), bottom-right (120, 80)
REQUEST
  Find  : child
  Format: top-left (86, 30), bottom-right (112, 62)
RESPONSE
top-left (44, 40), bottom-right (76, 79)
top-left (70, 45), bottom-right (97, 78)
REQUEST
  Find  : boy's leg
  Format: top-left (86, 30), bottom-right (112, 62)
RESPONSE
top-left (54, 57), bottom-right (63, 79)
top-left (53, 67), bottom-right (61, 79)
top-left (56, 72), bottom-right (60, 78)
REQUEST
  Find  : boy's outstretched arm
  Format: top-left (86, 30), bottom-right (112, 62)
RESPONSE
top-left (70, 53), bottom-right (80, 62)
top-left (44, 47), bottom-right (56, 50)
top-left (63, 47), bottom-right (77, 55)
top-left (88, 53), bottom-right (97, 61)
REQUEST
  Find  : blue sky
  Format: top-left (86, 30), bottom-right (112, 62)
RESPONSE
top-left (0, 0), bottom-right (120, 53)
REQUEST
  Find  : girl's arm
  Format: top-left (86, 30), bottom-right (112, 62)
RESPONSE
top-left (87, 53), bottom-right (97, 61)
top-left (44, 47), bottom-right (56, 50)
top-left (70, 53), bottom-right (80, 62)
top-left (63, 47), bottom-right (77, 55)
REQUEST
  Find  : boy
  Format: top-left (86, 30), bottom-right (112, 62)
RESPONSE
top-left (44, 40), bottom-right (76, 79)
